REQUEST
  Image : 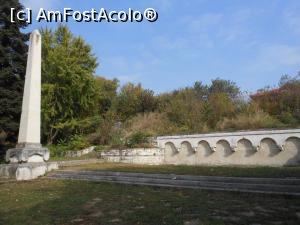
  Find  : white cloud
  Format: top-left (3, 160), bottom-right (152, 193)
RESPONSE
top-left (252, 44), bottom-right (300, 71)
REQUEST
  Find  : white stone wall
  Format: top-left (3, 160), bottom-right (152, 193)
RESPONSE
top-left (159, 129), bottom-right (300, 166)
top-left (101, 129), bottom-right (300, 166)
top-left (65, 146), bottom-right (95, 157)
top-left (101, 148), bottom-right (164, 165)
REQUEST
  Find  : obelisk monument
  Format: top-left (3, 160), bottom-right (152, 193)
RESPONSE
top-left (6, 30), bottom-right (49, 163)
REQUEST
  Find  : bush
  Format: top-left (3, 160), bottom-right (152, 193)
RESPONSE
top-left (67, 135), bottom-right (89, 150)
top-left (49, 134), bottom-right (89, 157)
top-left (278, 111), bottom-right (298, 126)
top-left (217, 111), bottom-right (284, 131)
top-left (125, 131), bottom-right (150, 148)
top-left (125, 112), bottom-right (177, 136)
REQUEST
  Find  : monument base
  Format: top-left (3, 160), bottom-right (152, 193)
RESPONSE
top-left (6, 143), bottom-right (50, 163)
top-left (0, 162), bottom-right (58, 180)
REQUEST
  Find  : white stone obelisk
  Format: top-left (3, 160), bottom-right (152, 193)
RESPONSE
top-left (18, 30), bottom-right (41, 144)
top-left (6, 30), bottom-right (49, 163)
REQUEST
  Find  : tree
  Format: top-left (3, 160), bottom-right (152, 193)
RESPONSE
top-left (251, 74), bottom-right (300, 126)
top-left (0, 0), bottom-right (28, 152)
top-left (95, 76), bottom-right (119, 114)
top-left (207, 93), bottom-right (235, 128)
top-left (41, 25), bottom-right (99, 144)
top-left (159, 87), bottom-right (209, 133)
top-left (116, 83), bottom-right (157, 121)
top-left (209, 78), bottom-right (240, 99)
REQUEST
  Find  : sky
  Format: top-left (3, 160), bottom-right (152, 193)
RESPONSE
top-left (19, 0), bottom-right (300, 94)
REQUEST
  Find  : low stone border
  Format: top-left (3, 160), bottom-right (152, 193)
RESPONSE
top-left (65, 146), bottom-right (95, 157)
top-left (100, 148), bottom-right (164, 165)
top-left (56, 159), bottom-right (104, 167)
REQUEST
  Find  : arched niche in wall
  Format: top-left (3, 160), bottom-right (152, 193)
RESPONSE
top-left (164, 142), bottom-right (177, 159)
top-left (260, 138), bottom-right (280, 157)
top-left (284, 137), bottom-right (300, 165)
top-left (181, 141), bottom-right (194, 157)
top-left (237, 138), bottom-right (256, 157)
top-left (198, 140), bottom-right (213, 157)
top-left (216, 139), bottom-right (233, 157)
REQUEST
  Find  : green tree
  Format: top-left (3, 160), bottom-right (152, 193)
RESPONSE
top-left (159, 87), bottom-right (208, 133)
top-left (0, 0), bottom-right (28, 153)
top-left (95, 76), bottom-right (119, 114)
top-left (41, 25), bottom-right (99, 144)
top-left (207, 93), bottom-right (236, 128)
top-left (209, 78), bottom-right (240, 99)
top-left (116, 83), bottom-right (157, 120)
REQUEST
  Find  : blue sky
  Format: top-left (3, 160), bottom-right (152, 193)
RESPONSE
top-left (20, 0), bottom-right (300, 94)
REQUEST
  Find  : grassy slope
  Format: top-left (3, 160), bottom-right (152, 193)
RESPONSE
top-left (0, 179), bottom-right (299, 225)
top-left (64, 163), bottom-right (300, 178)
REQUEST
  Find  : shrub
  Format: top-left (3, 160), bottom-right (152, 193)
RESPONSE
top-left (125, 112), bottom-right (177, 136)
top-left (125, 131), bottom-right (150, 148)
top-left (67, 135), bottom-right (89, 150)
top-left (217, 111), bottom-right (283, 131)
top-left (278, 111), bottom-right (298, 126)
top-left (48, 134), bottom-right (89, 157)
top-left (110, 131), bottom-right (126, 149)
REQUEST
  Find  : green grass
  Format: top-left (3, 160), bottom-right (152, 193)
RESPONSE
top-left (64, 162), bottom-right (300, 178)
top-left (0, 179), bottom-right (299, 225)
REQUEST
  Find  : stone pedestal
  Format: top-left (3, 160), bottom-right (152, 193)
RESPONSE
top-left (0, 162), bottom-right (58, 180)
top-left (6, 143), bottom-right (49, 163)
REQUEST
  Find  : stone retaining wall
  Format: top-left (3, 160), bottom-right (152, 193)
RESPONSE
top-left (100, 148), bottom-right (164, 165)
top-left (101, 129), bottom-right (300, 166)
top-left (65, 146), bottom-right (95, 157)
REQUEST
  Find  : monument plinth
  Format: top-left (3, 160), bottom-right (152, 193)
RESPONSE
top-left (6, 30), bottom-right (50, 165)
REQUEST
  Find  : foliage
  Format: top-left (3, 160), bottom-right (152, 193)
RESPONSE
top-left (0, 0), bottom-right (28, 153)
top-left (251, 74), bottom-right (300, 126)
top-left (158, 79), bottom-right (239, 133)
top-left (49, 134), bottom-right (89, 157)
top-left (217, 111), bottom-right (282, 131)
top-left (116, 83), bottom-right (158, 121)
top-left (41, 25), bottom-right (99, 144)
top-left (95, 76), bottom-right (119, 114)
top-left (208, 78), bottom-right (240, 99)
top-left (125, 131), bottom-right (151, 148)
top-left (3, 18), bottom-right (300, 154)
top-left (87, 113), bottom-right (124, 146)
top-left (125, 112), bottom-right (178, 136)
top-left (207, 93), bottom-right (236, 128)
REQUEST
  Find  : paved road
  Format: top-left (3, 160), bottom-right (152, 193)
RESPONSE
top-left (47, 170), bottom-right (300, 196)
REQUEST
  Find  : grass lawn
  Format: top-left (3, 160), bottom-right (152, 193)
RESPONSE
top-left (0, 178), bottom-right (299, 225)
top-left (64, 162), bottom-right (300, 178)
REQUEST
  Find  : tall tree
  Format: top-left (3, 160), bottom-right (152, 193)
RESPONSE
top-left (116, 83), bottom-right (157, 121)
top-left (0, 0), bottom-right (28, 153)
top-left (41, 25), bottom-right (99, 144)
top-left (251, 74), bottom-right (300, 125)
top-left (209, 78), bottom-right (240, 99)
